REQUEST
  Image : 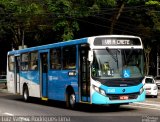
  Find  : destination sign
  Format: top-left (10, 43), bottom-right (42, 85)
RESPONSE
top-left (102, 39), bottom-right (130, 45)
top-left (94, 37), bottom-right (141, 46)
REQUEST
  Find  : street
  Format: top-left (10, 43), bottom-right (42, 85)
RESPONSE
top-left (0, 86), bottom-right (159, 122)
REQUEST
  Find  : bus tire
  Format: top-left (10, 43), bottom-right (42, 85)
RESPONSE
top-left (23, 86), bottom-right (29, 102)
top-left (66, 92), bottom-right (76, 109)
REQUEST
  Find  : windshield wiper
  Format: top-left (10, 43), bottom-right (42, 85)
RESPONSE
top-left (106, 48), bottom-right (119, 68)
top-left (106, 48), bottom-right (118, 62)
top-left (123, 49), bottom-right (134, 65)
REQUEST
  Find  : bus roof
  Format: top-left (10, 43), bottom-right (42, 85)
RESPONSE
top-left (8, 35), bottom-right (142, 55)
top-left (8, 37), bottom-right (88, 55)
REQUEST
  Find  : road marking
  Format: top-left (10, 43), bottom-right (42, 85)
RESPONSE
top-left (128, 101), bottom-right (160, 111)
top-left (145, 100), bottom-right (160, 104)
top-left (134, 102), bottom-right (160, 107)
top-left (3, 112), bottom-right (14, 116)
top-left (128, 104), bottom-right (160, 111)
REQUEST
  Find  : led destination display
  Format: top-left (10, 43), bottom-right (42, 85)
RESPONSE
top-left (94, 37), bottom-right (141, 46)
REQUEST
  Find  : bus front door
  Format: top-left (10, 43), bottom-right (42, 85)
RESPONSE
top-left (15, 56), bottom-right (20, 94)
top-left (80, 45), bottom-right (90, 102)
top-left (40, 52), bottom-right (48, 99)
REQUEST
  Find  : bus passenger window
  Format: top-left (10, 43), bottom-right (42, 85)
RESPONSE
top-left (30, 52), bottom-right (38, 70)
top-left (50, 48), bottom-right (61, 70)
top-left (42, 54), bottom-right (47, 72)
top-left (63, 46), bottom-right (76, 70)
top-left (8, 55), bottom-right (15, 71)
top-left (21, 53), bottom-right (29, 71)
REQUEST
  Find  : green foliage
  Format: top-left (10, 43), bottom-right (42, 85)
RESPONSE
top-left (145, 0), bottom-right (160, 32)
top-left (0, 0), bottom-right (46, 47)
top-left (46, 0), bottom-right (116, 40)
top-left (0, 0), bottom-right (160, 45)
top-left (146, 0), bottom-right (160, 5)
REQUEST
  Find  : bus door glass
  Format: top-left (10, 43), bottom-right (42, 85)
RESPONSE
top-left (40, 52), bottom-right (48, 98)
top-left (15, 56), bottom-right (20, 93)
top-left (79, 44), bottom-right (90, 102)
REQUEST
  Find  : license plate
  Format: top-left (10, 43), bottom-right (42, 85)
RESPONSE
top-left (120, 96), bottom-right (128, 100)
top-left (146, 91), bottom-right (151, 95)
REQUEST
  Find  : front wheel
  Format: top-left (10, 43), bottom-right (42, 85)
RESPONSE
top-left (23, 86), bottom-right (29, 102)
top-left (66, 93), bottom-right (76, 109)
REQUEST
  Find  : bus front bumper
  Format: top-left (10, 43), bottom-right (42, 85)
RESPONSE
top-left (91, 91), bottom-right (146, 105)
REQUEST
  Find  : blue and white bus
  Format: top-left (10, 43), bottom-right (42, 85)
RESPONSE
top-left (7, 35), bottom-right (145, 108)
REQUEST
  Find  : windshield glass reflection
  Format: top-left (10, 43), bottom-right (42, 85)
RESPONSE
top-left (91, 49), bottom-right (144, 79)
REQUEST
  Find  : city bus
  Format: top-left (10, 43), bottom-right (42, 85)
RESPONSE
top-left (7, 35), bottom-right (145, 109)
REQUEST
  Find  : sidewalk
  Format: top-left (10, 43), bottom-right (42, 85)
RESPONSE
top-left (0, 83), bottom-right (8, 93)
top-left (0, 83), bottom-right (7, 89)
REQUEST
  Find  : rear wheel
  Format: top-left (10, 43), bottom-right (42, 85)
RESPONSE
top-left (23, 86), bottom-right (29, 102)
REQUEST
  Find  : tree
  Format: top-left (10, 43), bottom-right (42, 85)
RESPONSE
top-left (45, 0), bottom-right (116, 41)
top-left (0, 0), bottom-right (46, 49)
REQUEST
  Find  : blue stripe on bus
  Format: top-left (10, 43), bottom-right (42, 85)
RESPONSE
top-left (20, 71), bottom-right (39, 84)
top-left (48, 70), bottom-right (79, 101)
top-left (100, 83), bottom-right (143, 94)
top-left (92, 83), bottom-right (145, 104)
top-left (92, 91), bottom-right (145, 104)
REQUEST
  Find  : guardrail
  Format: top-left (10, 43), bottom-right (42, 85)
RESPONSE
top-left (0, 75), bottom-right (6, 84)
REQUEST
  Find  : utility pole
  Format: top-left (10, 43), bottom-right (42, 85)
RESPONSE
top-left (22, 30), bottom-right (24, 49)
top-left (157, 52), bottom-right (160, 76)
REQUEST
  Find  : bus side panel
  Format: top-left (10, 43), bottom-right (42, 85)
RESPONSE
top-left (20, 71), bottom-right (40, 98)
top-left (7, 71), bottom-right (15, 93)
top-left (48, 70), bottom-right (79, 101)
top-left (48, 70), bottom-right (63, 100)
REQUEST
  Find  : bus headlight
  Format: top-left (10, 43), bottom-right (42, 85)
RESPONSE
top-left (140, 87), bottom-right (144, 94)
top-left (93, 85), bottom-right (106, 96)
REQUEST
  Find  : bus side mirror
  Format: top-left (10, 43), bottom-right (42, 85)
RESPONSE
top-left (88, 50), bottom-right (93, 62)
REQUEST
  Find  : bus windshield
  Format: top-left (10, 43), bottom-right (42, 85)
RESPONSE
top-left (91, 49), bottom-right (144, 79)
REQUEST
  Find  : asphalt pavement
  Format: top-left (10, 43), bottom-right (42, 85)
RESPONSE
top-left (0, 83), bottom-right (160, 98)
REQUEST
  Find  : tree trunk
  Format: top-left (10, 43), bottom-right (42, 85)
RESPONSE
top-left (144, 47), bottom-right (151, 75)
top-left (110, 2), bottom-right (125, 34)
top-left (12, 25), bottom-right (25, 49)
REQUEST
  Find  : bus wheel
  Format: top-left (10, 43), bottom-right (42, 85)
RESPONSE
top-left (66, 92), bottom-right (76, 109)
top-left (23, 86), bottom-right (29, 102)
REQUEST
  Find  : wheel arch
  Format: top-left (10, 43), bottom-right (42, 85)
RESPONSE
top-left (65, 85), bottom-right (77, 109)
top-left (66, 85), bottom-right (75, 97)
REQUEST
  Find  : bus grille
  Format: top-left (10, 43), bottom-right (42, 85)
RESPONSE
top-left (93, 77), bottom-right (144, 87)
top-left (107, 93), bottom-right (139, 100)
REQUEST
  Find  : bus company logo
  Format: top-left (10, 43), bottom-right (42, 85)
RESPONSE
top-left (122, 89), bottom-right (126, 93)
